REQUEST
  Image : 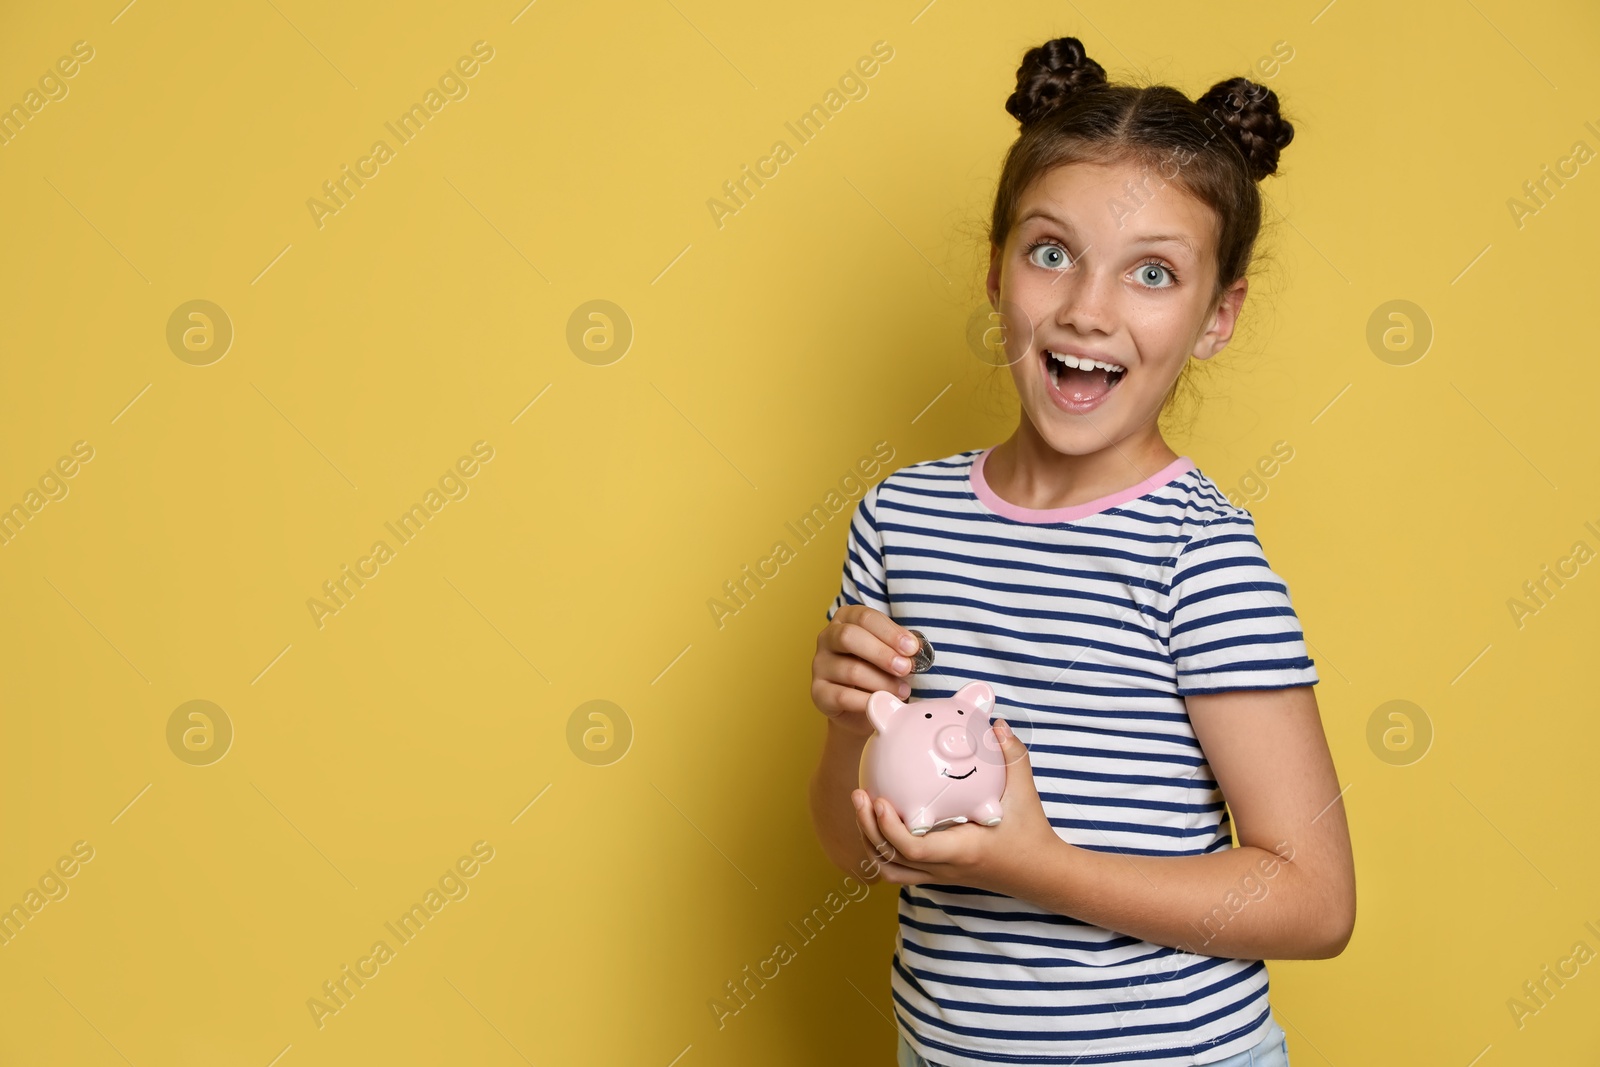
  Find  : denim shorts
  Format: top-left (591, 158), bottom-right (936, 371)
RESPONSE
top-left (896, 1016), bottom-right (1290, 1067)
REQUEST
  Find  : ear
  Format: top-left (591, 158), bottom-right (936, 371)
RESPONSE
top-left (985, 243), bottom-right (1003, 308)
top-left (954, 681), bottom-right (995, 714)
top-left (1193, 276), bottom-right (1248, 361)
top-left (865, 690), bottom-right (905, 735)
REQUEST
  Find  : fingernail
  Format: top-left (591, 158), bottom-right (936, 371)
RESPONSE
top-left (898, 634), bottom-right (917, 654)
top-left (891, 656), bottom-right (910, 673)
top-left (898, 682), bottom-right (911, 698)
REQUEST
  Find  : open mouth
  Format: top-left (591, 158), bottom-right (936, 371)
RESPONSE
top-left (1042, 347), bottom-right (1127, 412)
top-left (941, 766), bottom-right (976, 780)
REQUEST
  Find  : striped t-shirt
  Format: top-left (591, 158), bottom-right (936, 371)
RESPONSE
top-left (825, 446), bottom-right (1318, 1066)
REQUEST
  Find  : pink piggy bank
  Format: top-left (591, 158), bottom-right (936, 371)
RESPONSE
top-left (859, 681), bottom-right (1006, 836)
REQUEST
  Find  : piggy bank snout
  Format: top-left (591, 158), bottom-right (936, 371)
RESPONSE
top-left (935, 723), bottom-right (976, 759)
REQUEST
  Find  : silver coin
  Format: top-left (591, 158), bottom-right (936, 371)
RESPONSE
top-left (907, 630), bottom-right (936, 673)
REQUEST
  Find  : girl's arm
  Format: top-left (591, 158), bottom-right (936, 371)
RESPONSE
top-left (1016, 684), bottom-right (1355, 960)
top-left (809, 720), bottom-right (881, 874)
top-left (855, 683), bottom-right (1355, 961)
top-left (808, 603), bottom-right (921, 875)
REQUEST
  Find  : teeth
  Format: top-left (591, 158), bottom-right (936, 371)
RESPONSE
top-left (1046, 349), bottom-right (1125, 375)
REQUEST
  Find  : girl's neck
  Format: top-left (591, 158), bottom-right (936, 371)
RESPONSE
top-left (984, 419), bottom-right (1180, 512)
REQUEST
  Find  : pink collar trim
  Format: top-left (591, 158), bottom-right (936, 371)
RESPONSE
top-left (970, 447), bottom-right (1195, 523)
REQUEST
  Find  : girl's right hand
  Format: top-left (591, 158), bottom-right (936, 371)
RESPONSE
top-left (810, 604), bottom-right (921, 738)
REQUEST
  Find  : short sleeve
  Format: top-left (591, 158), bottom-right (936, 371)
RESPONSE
top-left (1167, 511), bottom-right (1318, 695)
top-left (825, 483), bottom-right (889, 621)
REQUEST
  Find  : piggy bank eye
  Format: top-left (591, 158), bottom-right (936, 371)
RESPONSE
top-left (924, 712), bottom-right (932, 718)
top-left (957, 709), bottom-right (964, 715)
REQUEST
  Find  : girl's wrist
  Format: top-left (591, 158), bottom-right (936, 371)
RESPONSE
top-left (994, 832), bottom-right (1082, 907)
top-left (823, 713), bottom-right (874, 745)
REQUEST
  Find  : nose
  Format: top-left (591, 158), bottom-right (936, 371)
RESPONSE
top-left (936, 724), bottom-right (975, 760)
top-left (1053, 253), bottom-right (1116, 336)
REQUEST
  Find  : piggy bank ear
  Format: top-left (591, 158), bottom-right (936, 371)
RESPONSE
top-left (954, 681), bottom-right (995, 714)
top-left (865, 690), bottom-right (906, 735)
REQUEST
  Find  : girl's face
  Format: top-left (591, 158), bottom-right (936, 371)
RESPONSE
top-left (986, 159), bottom-right (1247, 459)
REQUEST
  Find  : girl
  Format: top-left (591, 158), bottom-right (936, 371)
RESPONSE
top-left (807, 37), bottom-right (1355, 1067)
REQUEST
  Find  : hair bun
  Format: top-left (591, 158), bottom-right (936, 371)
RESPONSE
top-left (1194, 77), bottom-right (1294, 180)
top-left (1005, 37), bottom-right (1108, 128)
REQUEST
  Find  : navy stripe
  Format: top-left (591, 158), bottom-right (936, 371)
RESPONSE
top-left (890, 959), bottom-right (1266, 1038)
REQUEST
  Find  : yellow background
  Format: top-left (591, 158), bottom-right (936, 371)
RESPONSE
top-left (1, 0), bottom-right (1597, 1063)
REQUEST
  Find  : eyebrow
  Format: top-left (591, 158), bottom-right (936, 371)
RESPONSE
top-left (1134, 233), bottom-right (1200, 255)
top-left (1017, 210), bottom-right (1200, 257)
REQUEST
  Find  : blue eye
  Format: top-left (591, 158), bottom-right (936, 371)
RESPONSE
top-left (1136, 262), bottom-right (1176, 288)
top-left (1026, 240), bottom-right (1070, 270)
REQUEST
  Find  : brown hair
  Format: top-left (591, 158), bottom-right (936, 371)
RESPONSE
top-left (990, 36), bottom-right (1294, 310)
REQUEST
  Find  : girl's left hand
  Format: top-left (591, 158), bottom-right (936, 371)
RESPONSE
top-left (852, 718), bottom-right (1061, 896)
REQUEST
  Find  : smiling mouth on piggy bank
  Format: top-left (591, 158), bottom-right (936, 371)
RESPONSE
top-left (942, 766), bottom-right (976, 780)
